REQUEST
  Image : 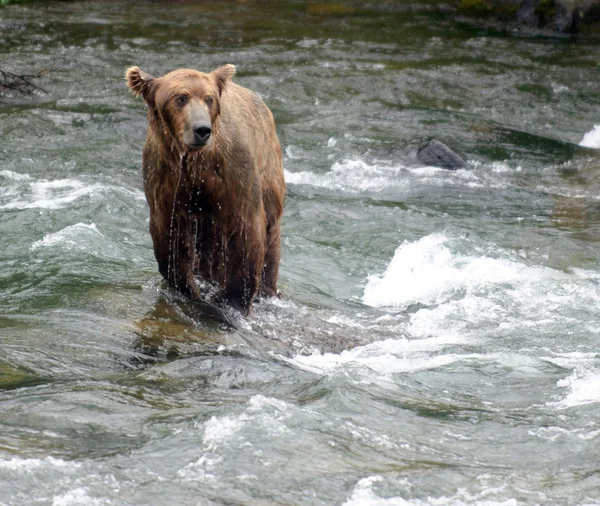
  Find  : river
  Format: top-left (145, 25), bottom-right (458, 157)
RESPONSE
top-left (1, 1), bottom-right (600, 505)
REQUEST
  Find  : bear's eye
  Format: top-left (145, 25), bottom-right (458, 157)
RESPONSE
top-left (205, 96), bottom-right (214, 108)
top-left (176, 94), bottom-right (188, 107)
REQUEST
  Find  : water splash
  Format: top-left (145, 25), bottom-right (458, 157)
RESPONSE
top-left (579, 125), bottom-right (600, 149)
top-left (30, 223), bottom-right (103, 252)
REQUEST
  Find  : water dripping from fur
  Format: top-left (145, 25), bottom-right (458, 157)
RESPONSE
top-left (167, 154), bottom-right (186, 283)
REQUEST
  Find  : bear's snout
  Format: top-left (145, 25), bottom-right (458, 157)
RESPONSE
top-left (192, 124), bottom-right (212, 147)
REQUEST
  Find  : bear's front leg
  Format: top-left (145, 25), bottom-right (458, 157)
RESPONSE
top-left (169, 228), bottom-right (201, 299)
top-left (223, 217), bottom-right (266, 315)
top-left (150, 216), bottom-right (200, 299)
top-left (224, 251), bottom-right (262, 315)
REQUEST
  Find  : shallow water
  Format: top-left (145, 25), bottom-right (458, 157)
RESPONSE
top-left (1, 1), bottom-right (600, 505)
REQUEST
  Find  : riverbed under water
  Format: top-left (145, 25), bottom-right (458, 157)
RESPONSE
top-left (1, 1), bottom-right (600, 505)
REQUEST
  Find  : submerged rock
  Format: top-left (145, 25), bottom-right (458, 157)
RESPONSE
top-left (517, 0), bottom-right (540, 25)
top-left (416, 139), bottom-right (472, 171)
top-left (455, 0), bottom-right (600, 33)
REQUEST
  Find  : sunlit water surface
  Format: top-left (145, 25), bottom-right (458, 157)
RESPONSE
top-left (1, 1), bottom-right (600, 505)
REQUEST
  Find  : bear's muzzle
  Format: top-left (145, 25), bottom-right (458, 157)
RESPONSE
top-left (191, 123), bottom-right (211, 148)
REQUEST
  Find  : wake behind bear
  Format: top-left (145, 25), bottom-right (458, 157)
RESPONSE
top-left (126, 64), bottom-right (285, 315)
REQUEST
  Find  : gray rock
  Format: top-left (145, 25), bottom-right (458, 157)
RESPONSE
top-left (458, 0), bottom-right (600, 33)
top-left (416, 139), bottom-right (471, 171)
top-left (517, 0), bottom-right (540, 26)
top-left (554, 1), bottom-right (576, 31)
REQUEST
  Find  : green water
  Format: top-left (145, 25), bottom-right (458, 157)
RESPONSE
top-left (1, 1), bottom-right (600, 505)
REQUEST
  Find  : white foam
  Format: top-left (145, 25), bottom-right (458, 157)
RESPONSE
top-left (342, 476), bottom-right (403, 506)
top-left (0, 456), bottom-right (77, 470)
top-left (0, 170), bottom-right (32, 181)
top-left (289, 335), bottom-right (464, 376)
top-left (31, 223), bottom-right (103, 251)
top-left (343, 421), bottom-right (402, 450)
top-left (199, 396), bottom-right (291, 451)
top-left (284, 157), bottom-right (484, 193)
top-left (554, 366), bottom-right (600, 409)
top-left (180, 395), bottom-right (292, 481)
top-left (360, 233), bottom-right (600, 345)
top-left (342, 476), bottom-right (519, 506)
top-left (52, 488), bottom-right (105, 506)
top-left (0, 178), bottom-right (104, 210)
top-left (199, 396), bottom-right (290, 450)
top-left (528, 426), bottom-right (575, 441)
top-left (540, 353), bottom-right (600, 409)
top-left (0, 173), bottom-right (145, 210)
top-left (285, 159), bottom-right (406, 192)
top-left (363, 234), bottom-right (556, 308)
top-left (579, 125), bottom-right (600, 149)
top-left (202, 414), bottom-right (246, 451)
top-left (488, 162), bottom-right (522, 174)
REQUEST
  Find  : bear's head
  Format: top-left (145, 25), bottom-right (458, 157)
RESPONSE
top-left (126, 64), bottom-right (236, 151)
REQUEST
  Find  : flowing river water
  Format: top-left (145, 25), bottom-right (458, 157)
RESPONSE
top-left (2, 1), bottom-right (600, 504)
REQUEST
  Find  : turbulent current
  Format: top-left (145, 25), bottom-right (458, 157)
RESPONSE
top-left (1, 1), bottom-right (600, 505)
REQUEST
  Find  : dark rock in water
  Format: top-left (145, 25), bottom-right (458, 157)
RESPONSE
top-left (417, 139), bottom-right (472, 171)
top-left (455, 0), bottom-right (600, 33)
top-left (517, 0), bottom-right (539, 26)
top-left (554, 1), bottom-right (576, 31)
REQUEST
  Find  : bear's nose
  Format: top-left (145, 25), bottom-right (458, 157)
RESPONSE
top-left (193, 124), bottom-right (211, 145)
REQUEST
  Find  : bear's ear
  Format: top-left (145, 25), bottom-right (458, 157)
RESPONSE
top-left (211, 64), bottom-right (236, 95)
top-left (125, 66), bottom-right (156, 101)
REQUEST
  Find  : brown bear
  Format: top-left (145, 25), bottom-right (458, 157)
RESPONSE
top-left (126, 64), bottom-right (285, 315)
